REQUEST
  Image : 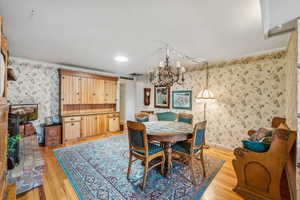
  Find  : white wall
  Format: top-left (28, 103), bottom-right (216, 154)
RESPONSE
top-left (119, 79), bottom-right (136, 122)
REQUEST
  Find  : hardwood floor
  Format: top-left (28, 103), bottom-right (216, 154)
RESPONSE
top-left (17, 132), bottom-right (243, 200)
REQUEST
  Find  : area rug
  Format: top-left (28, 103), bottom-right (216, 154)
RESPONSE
top-left (7, 135), bottom-right (45, 195)
top-left (54, 134), bottom-right (224, 200)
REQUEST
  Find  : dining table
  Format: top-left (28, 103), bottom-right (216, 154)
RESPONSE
top-left (143, 121), bottom-right (193, 177)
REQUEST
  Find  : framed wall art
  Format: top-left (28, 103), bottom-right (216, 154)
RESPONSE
top-left (172, 90), bottom-right (192, 110)
top-left (154, 86), bottom-right (170, 108)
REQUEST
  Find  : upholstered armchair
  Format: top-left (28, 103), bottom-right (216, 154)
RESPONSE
top-left (232, 127), bottom-right (296, 200)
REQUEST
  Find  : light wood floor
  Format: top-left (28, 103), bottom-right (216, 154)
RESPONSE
top-left (17, 132), bottom-right (243, 200)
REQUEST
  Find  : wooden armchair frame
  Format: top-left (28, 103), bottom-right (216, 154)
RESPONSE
top-left (232, 128), bottom-right (296, 200)
top-left (127, 121), bottom-right (165, 190)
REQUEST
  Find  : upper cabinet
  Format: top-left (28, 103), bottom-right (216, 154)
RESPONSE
top-left (59, 69), bottom-right (118, 116)
top-left (61, 75), bottom-right (81, 104)
top-left (104, 80), bottom-right (117, 104)
top-left (94, 79), bottom-right (105, 104)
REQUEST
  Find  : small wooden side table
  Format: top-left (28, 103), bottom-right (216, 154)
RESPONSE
top-left (44, 124), bottom-right (62, 146)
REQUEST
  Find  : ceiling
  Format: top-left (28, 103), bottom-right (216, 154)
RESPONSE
top-left (0, 0), bottom-right (288, 74)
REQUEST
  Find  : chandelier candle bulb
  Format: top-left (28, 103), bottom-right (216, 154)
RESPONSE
top-left (159, 61), bottom-right (164, 67)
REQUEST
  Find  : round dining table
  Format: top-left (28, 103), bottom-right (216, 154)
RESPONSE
top-left (143, 121), bottom-right (193, 177)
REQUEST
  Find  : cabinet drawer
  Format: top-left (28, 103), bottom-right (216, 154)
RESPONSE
top-left (63, 116), bottom-right (81, 122)
top-left (46, 137), bottom-right (61, 146)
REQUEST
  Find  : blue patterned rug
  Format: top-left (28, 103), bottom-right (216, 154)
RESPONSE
top-left (54, 134), bottom-right (224, 200)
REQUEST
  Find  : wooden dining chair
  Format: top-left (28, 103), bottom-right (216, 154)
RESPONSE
top-left (126, 121), bottom-right (165, 190)
top-left (135, 112), bottom-right (149, 122)
top-left (178, 113), bottom-right (193, 124)
top-left (171, 121), bottom-right (207, 185)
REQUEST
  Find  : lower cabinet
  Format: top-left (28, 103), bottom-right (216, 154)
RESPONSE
top-left (62, 113), bottom-right (119, 143)
top-left (63, 118), bottom-right (81, 143)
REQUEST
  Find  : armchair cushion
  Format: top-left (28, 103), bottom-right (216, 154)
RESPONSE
top-left (136, 116), bottom-right (149, 122)
top-left (172, 141), bottom-right (200, 154)
top-left (133, 143), bottom-right (163, 155)
top-left (249, 128), bottom-right (272, 141)
top-left (157, 112), bottom-right (177, 121)
top-left (242, 140), bottom-right (268, 153)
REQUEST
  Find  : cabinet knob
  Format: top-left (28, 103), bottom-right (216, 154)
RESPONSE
top-left (71, 123), bottom-right (74, 126)
top-left (76, 92), bottom-right (79, 95)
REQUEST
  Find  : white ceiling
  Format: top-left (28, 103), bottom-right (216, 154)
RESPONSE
top-left (0, 0), bottom-right (288, 74)
top-left (260, 0), bottom-right (300, 35)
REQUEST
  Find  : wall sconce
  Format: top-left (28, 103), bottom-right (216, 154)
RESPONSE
top-left (144, 88), bottom-right (151, 106)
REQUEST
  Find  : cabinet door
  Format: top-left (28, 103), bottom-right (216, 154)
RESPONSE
top-left (104, 80), bottom-right (117, 104)
top-left (111, 81), bottom-right (117, 104)
top-left (81, 78), bottom-right (93, 104)
top-left (96, 114), bottom-right (107, 134)
top-left (81, 116), bottom-right (88, 137)
top-left (61, 75), bottom-right (80, 104)
top-left (64, 121), bottom-right (81, 141)
top-left (61, 75), bottom-right (71, 104)
top-left (94, 79), bottom-right (105, 104)
top-left (82, 115), bottom-right (98, 137)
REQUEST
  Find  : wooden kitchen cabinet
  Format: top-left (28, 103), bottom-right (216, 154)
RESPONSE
top-left (94, 79), bottom-right (105, 104)
top-left (80, 77), bottom-right (93, 104)
top-left (60, 69), bottom-right (119, 142)
top-left (82, 114), bottom-right (107, 137)
top-left (61, 75), bottom-right (81, 104)
top-left (82, 115), bottom-right (98, 137)
top-left (63, 117), bottom-right (81, 142)
top-left (104, 80), bottom-right (117, 104)
top-left (97, 114), bottom-right (108, 134)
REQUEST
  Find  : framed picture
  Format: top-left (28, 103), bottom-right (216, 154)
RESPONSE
top-left (172, 90), bottom-right (192, 110)
top-left (154, 86), bottom-right (170, 108)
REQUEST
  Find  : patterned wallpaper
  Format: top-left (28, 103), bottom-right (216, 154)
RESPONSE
top-left (137, 51), bottom-right (287, 149)
top-left (8, 57), bottom-right (60, 128)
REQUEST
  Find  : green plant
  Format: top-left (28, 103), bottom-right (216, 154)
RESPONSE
top-left (8, 134), bottom-right (21, 153)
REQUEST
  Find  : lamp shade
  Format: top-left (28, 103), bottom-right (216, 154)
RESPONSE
top-left (196, 88), bottom-right (215, 103)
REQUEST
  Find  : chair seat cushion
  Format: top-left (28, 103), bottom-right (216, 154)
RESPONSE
top-left (172, 141), bottom-right (200, 154)
top-left (133, 143), bottom-right (163, 155)
top-left (242, 140), bottom-right (268, 153)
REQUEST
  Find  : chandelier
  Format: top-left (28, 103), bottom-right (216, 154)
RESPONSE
top-left (148, 46), bottom-right (186, 87)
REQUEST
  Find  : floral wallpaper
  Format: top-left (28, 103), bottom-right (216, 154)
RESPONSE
top-left (137, 50), bottom-right (287, 149)
top-left (7, 57), bottom-right (60, 135)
